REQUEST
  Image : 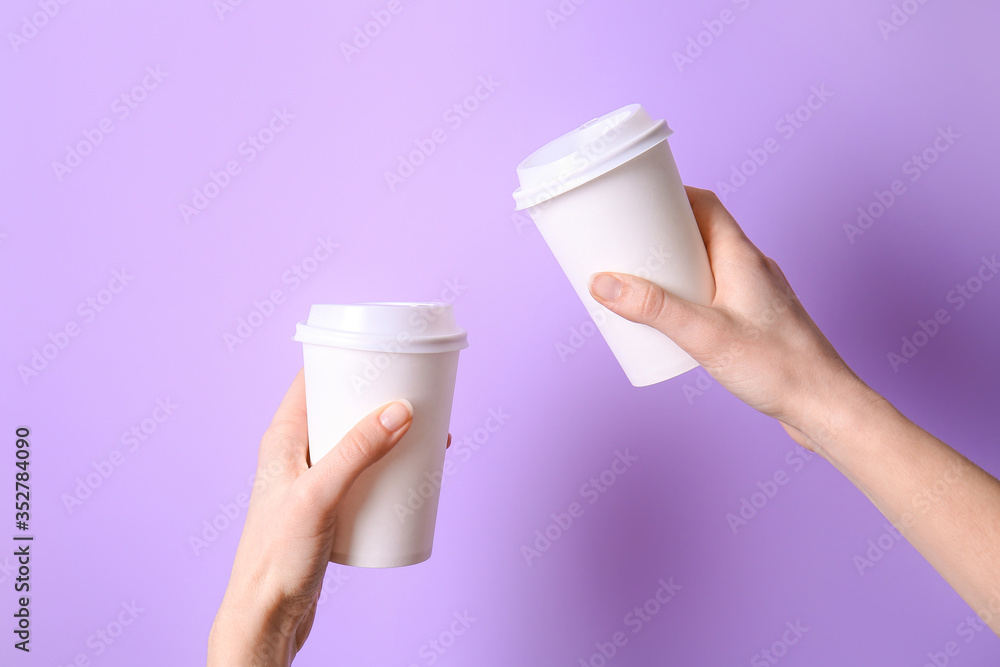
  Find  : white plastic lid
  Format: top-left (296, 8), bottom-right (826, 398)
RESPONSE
top-left (293, 303), bottom-right (469, 353)
top-left (512, 104), bottom-right (673, 210)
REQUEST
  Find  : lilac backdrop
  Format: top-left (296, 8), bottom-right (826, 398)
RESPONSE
top-left (3, 0), bottom-right (999, 664)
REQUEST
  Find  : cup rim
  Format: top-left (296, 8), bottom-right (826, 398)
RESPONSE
top-left (292, 302), bottom-right (469, 354)
top-left (512, 103), bottom-right (672, 210)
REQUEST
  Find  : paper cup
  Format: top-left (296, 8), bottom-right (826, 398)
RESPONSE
top-left (513, 104), bottom-right (716, 386)
top-left (293, 303), bottom-right (468, 568)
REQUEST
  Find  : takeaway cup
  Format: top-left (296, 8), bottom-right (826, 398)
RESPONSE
top-left (293, 302), bottom-right (468, 567)
top-left (512, 104), bottom-right (716, 386)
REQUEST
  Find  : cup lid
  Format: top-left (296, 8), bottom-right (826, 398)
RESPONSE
top-left (512, 104), bottom-right (672, 211)
top-left (293, 302), bottom-right (469, 353)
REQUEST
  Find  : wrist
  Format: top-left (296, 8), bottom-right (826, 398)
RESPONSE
top-left (209, 596), bottom-right (295, 667)
top-left (795, 368), bottom-right (897, 461)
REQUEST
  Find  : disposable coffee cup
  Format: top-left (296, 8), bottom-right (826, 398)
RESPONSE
top-left (293, 302), bottom-right (468, 568)
top-left (513, 104), bottom-right (716, 386)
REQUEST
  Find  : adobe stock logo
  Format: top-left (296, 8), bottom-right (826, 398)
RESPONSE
top-left (223, 236), bottom-right (339, 352)
top-left (405, 610), bottom-right (477, 667)
top-left (17, 269), bottom-right (134, 386)
top-left (715, 84), bottom-right (834, 202)
top-left (680, 368), bottom-right (716, 405)
top-left (877, 0), bottom-right (935, 41)
top-left (555, 245), bottom-right (672, 363)
top-left (213, 0), bottom-right (253, 21)
top-left (350, 278), bottom-right (466, 393)
top-left (316, 566), bottom-right (350, 607)
top-left (188, 457), bottom-right (289, 557)
top-left (671, 0), bottom-right (755, 73)
top-left (7, 0), bottom-right (74, 54)
top-left (725, 445), bottom-right (815, 534)
top-left (52, 66), bottom-right (169, 182)
top-left (886, 254), bottom-right (998, 373)
top-left (58, 600), bottom-right (145, 665)
top-left (554, 310), bottom-right (608, 363)
top-left (578, 577), bottom-right (682, 666)
top-left (179, 108), bottom-right (294, 223)
top-left (544, 0), bottom-right (589, 31)
top-left (521, 449), bottom-right (638, 566)
top-left (61, 398), bottom-right (179, 514)
top-left (339, 0), bottom-right (419, 62)
top-left (853, 457), bottom-right (968, 576)
top-left (750, 620), bottom-right (809, 667)
top-left (384, 76), bottom-right (501, 192)
top-left (844, 126), bottom-right (959, 244)
top-left (394, 406), bottom-right (509, 523)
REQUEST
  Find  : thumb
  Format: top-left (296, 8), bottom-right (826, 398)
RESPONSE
top-left (300, 399), bottom-right (414, 515)
top-left (588, 272), bottom-right (718, 355)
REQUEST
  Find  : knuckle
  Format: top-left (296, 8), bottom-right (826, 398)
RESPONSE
top-left (763, 255), bottom-right (783, 273)
top-left (702, 189), bottom-right (723, 206)
top-left (259, 432), bottom-right (299, 474)
top-left (337, 427), bottom-right (385, 467)
top-left (635, 282), bottom-right (666, 323)
top-left (263, 430), bottom-right (297, 453)
top-left (745, 249), bottom-right (771, 273)
top-left (289, 474), bottom-right (319, 510)
top-left (690, 185), bottom-right (722, 207)
top-left (267, 417), bottom-right (300, 435)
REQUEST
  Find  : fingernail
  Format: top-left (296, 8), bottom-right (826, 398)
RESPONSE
top-left (380, 400), bottom-right (413, 432)
top-left (590, 273), bottom-right (622, 301)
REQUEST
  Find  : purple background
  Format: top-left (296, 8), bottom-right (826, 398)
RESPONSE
top-left (3, 0), bottom-right (999, 664)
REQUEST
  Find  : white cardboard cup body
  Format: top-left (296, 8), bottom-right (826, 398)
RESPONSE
top-left (294, 303), bottom-right (466, 568)
top-left (513, 105), bottom-right (715, 386)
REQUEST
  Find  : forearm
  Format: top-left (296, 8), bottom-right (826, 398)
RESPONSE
top-left (208, 597), bottom-right (295, 667)
top-left (808, 381), bottom-right (1000, 633)
top-left (584, 188), bottom-right (1000, 633)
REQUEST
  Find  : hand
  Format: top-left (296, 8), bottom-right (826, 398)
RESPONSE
top-left (208, 370), bottom-right (449, 666)
top-left (588, 185), bottom-right (878, 452)
top-left (588, 186), bottom-right (1000, 633)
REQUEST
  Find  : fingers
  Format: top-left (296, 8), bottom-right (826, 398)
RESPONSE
top-left (299, 399), bottom-right (414, 515)
top-left (447, 433), bottom-right (452, 450)
top-left (683, 185), bottom-right (762, 262)
top-left (589, 272), bottom-right (720, 355)
top-left (258, 369), bottom-right (310, 480)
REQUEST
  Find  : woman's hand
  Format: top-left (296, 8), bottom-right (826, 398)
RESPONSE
top-left (588, 185), bottom-right (877, 452)
top-left (208, 370), bottom-right (425, 666)
top-left (589, 185), bottom-right (1000, 634)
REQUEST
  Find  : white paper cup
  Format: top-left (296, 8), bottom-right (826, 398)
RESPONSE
top-left (513, 104), bottom-right (716, 386)
top-left (293, 303), bottom-right (468, 568)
